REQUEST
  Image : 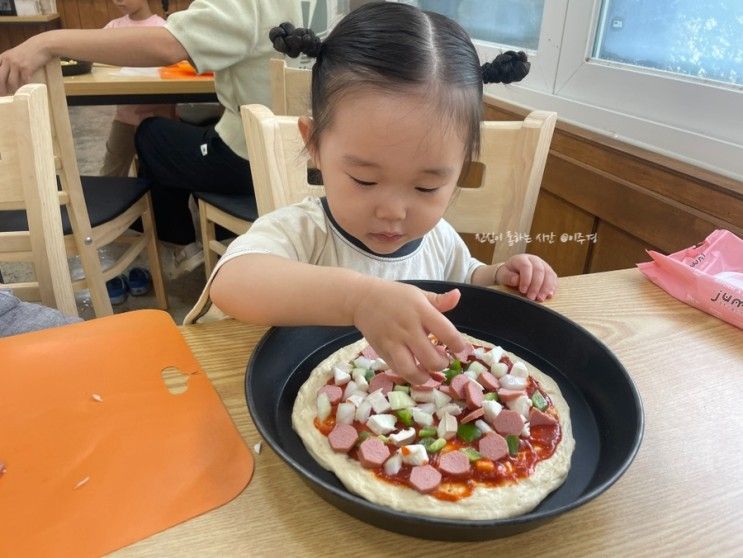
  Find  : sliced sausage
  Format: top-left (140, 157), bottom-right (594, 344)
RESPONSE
top-left (438, 451), bottom-right (471, 477)
top-left (450, 374), bottom-right (471, 399)
top-left (317, 385), bottom-right (343, 405)
top-left (464, 381), bottom-right (484, 409)
top-left (478, 432), bottom-right (509, 461)
top-left (409, 464), bottom-right (442, 493)
top-left (478, 371), bottom-right (500, 391)
top-left (453, 341), bottom-right (475, 363)
top-left (362, 345), bottom-right (380, 360)
top-left (438, 385), bottom-right (455, 398)
top-left (430, 370), bottom-right (446, 382)
top-left (328, 424), bottom-right (358, 453)
top-left (497, 388), bottom-right (526, 402)
top-left (529, 407), bottom-right (558, 426)
top-left (413, 377), bottom-right (442, 391)
top-left (358, 437), bottom-right (391, 468)
top-left (492, 409), bottom-right (525, 436)
top-left (460, 407), bottom-right (484, 424)
top-left (368, 374), bottom-right (394, 395)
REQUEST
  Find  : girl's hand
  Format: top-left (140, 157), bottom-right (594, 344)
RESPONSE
top-left (495, 254), bottom-right (557, 302)
top-left (351, 281), bottom-right (465, 385)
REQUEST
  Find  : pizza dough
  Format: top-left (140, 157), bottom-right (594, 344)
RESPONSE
top-left (292, 334), bottom-right (575, 519)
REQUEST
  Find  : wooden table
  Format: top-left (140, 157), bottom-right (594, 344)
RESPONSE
top-left (63, 64), bottom-right (216, 106)
top-left (113, 268), bottom-right (743, 557)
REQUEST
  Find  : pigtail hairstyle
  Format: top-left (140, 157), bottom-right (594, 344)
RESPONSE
top-left (269, 22), bottom-right (322, 59)
top-left (269, 2), bottom-right (529, 162)
top-left (482, 51), bottom-right (530, 84)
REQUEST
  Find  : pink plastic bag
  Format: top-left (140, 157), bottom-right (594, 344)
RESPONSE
top-left (637, 229), bottom-right (743, 329)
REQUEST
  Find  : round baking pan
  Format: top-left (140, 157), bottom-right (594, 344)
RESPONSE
top-left (60, 59), bottom-right (93, 77)
top-left (246, 280), bottom-right (643, 540)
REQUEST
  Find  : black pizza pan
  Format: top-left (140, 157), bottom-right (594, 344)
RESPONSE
top-left (61, 59), bottom-right (93, 77)
top-left (246, 281), bottom-right (643, 540)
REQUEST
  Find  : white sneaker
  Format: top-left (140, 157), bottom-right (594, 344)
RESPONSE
top-left (160, 241), bottom-right (204, 280)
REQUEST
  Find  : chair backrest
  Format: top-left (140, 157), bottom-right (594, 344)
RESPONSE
top-left (242, 103), bottom-right (556, 263)
top-left (0, 84), bottom-right (77, 315)
top-left (269, 58), bottom-right (312, 116)
top-left (29, 59), bottom-right (112, 314)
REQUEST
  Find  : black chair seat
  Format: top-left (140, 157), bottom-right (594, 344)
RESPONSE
top-left (194, 191), bottom-right (258, 222)
top-left (0, 176), bottom-right (150, 234)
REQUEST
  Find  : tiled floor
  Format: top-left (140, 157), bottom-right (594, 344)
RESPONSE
top-left (0, 105), bottom-right (206, 324)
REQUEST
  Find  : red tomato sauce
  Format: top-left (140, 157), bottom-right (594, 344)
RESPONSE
top-left (314, 346), bottom-right (563, 501)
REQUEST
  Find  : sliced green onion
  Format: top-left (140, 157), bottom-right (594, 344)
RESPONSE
top-left (506, 435), bottom-right (520, 456)
top-left (484, 392), bottom-right (499, 401)
top-left (450, 359), bottom-right (462, 372)
top-left (531, 391), bottom-right (548, 411)
top-left (457, 423), bottom-right (482, 443)
top-left (364, 369), bottom-right (375, 382)
top-left (356, 431), bottom-right (372, 445)
top-left (460, 447), bottom-right (482, 462)
top-left (426, 438), bottom-right (446, 453)
top-left (393, 385), bottom-right (410, 394)
top-left (444, 368), bottom-right (460, 383)
top-left (377, 435), bottom-right (390, 444)
top-left (395, 409), bottom-right (413, 427)
top-left (419, 437), bottom-right (436, 451)
top-left (418, 426), bottom-right (437, 439)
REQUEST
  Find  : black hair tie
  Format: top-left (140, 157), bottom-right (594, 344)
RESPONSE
top-left (482, 50), bottom-right (530, 84)
top-left (269, 22), bottom-right (322, 58)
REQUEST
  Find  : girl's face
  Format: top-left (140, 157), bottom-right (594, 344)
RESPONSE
top-left (302, 90), bottom-right (467, 255)
top-left (113, 0), bottom-right (148, 17)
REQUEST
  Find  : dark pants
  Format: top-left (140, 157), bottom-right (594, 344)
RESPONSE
top-left (134, 117), bottom-right (253, 245)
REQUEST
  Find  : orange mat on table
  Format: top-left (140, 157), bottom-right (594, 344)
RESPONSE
top-left (159, 60), bottom-right (214, 79)
top-left (0, 310), bottom-right (253, 557)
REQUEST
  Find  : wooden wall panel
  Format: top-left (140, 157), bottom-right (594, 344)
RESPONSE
top-left (0, 19), bottom-right (62, 50)
top-left (550, 131), bottom-right (742, 222)
top-left (541, 155), bottom-right (721, 252)
top-left (529, 190), bottom-right (595, 277)
top-left (483, 101), bottom-right (743, 275)
top-left (589, 222), bottom-right (658, 273)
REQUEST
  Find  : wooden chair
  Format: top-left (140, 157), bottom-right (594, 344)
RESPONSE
top-left (242, 104), bottom-right (557, 263)
top-left (0, 84), bottom-right (77, 316)
top-left (0, 60), bottom-right (167, 317)
top-left (195, 58), bottom-right (311, 277)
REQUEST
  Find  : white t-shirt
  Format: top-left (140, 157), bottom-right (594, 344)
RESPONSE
top-left (185, 197), bottom-right (485, 323)
top-left (166, 0), bottom-right (303, 159)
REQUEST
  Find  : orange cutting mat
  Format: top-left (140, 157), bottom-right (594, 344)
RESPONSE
top-left (0, 310), bottom-right (254, 557)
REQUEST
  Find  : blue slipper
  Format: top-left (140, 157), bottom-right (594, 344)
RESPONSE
top-left (106, 274), bottom-right (128, 305)
top-left (127, 267), bottom-right (151, 296)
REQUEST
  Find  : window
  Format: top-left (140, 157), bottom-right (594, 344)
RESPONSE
top-left (400, 0), bottom-right (743, 182)
top-left (594, 0), bottom-right (741, 86)
top-left (416, 0), bottom-right (545, 50)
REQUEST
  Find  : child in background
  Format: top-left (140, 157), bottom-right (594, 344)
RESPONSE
top-left (99, 0), bottom-right (175, 177)
top-left (196, 3), bottom-right (557, 384)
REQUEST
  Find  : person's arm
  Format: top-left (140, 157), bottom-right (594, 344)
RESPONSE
top-left (210, 254), bottom-right (466, 385)
top-left (471, 254), bottom-right (558, 302)
top-left (0, 27), bottom-right (188, 94)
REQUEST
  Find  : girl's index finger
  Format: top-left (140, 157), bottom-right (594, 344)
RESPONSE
top-left (425, 310), bottom-right (466, 356)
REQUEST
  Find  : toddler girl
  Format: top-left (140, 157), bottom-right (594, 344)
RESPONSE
top-left (100, 0), bottom-right (175, 177)
top-left (196, 2), bottom-right (557, 384)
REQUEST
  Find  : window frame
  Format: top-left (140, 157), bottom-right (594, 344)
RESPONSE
top-left (468, 0), bottom-right (743, 184)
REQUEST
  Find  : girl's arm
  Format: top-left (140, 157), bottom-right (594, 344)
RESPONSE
top-left (210, 254), bottom-right (466, 384)
top-left (0, 28), bottom-right (188, 94)
top-left (471, 254), bottom-right (557, 302)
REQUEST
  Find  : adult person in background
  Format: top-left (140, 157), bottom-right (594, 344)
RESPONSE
top-left (0, 0), bottom-right (303, 278)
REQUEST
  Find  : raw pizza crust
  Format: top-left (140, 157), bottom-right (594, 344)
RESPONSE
top-left (292, 334), bottom-right (575, 519)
